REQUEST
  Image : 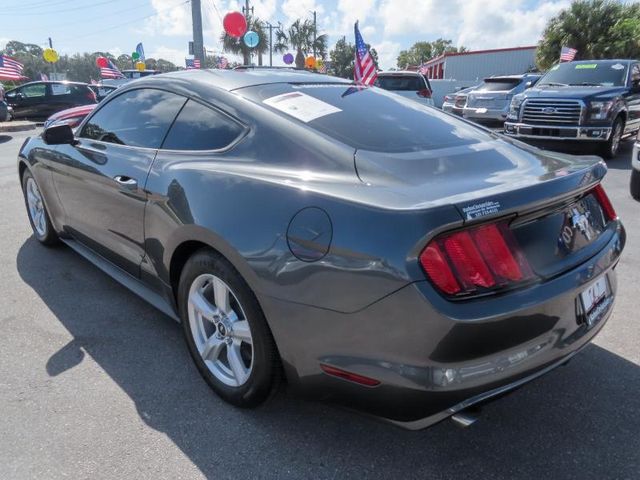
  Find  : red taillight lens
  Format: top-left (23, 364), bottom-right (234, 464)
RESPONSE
top-left (592, 184), bottom-right (617, 221)
top-left (420, 220), bottom-right (536, 297)
top-left (417, 88), bottom-right (432, 98)
top-left (320, 364), bottom-right (380, 387)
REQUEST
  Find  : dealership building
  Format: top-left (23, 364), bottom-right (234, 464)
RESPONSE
top-left (420, 46), bottom-right (538, 81)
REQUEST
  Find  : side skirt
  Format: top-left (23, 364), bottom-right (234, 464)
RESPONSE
top-left (61, 238), bottom-right (180, 322)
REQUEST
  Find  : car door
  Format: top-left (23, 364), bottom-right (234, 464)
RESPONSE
top-left (5, 83), bottom-right (47, 119)
top-left (48, 83), bottom-right (78, 116)
top-left (624, 63), bottom-right (640, 134)
top-left (50, 88), bottom-right (186, 277)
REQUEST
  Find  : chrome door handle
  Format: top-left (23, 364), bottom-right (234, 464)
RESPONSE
top-left (113, 175), bottom-right (138, 189)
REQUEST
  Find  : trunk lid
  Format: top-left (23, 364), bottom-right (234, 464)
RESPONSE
top-left (355, 138), bottom-right (613, 279)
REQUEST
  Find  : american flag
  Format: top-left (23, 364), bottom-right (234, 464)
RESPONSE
top-left (418, 63), bottom-right (429, 75)
top-left (354, 21), bottom-right (377, 85)
top-left (560, 46), bottom-right (577, 62)
top-left (100, 59), bottom-right (124, 79)
top-left (216, 56), bottom-right (228, 69)
top-left (186, 58), bottom-right (201, 69)
top-left (40, 73), bottom-right (49, 81)
top-left (0, 55), bottom-right (25, 81)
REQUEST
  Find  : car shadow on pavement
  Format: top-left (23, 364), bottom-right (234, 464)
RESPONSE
top-left (17, 237), bottom-right (640, 479)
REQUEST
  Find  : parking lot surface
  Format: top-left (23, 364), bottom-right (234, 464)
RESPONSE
top-left (0, 130), bottom-right (638, 479)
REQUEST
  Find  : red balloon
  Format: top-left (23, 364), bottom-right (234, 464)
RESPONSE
top-left (223, 11), bottom-right (247, 38)
top-left (96, 56), bottom-right (108, 68)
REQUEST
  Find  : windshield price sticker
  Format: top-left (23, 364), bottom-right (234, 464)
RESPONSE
top-left (575, 64), bottom-right (598, 69)
top-left (611, 63), bottom-right (625, 70)
top-left (264, 92), bottom-right (342, 123)
top-left (462, 200), bottom-right (502, 220)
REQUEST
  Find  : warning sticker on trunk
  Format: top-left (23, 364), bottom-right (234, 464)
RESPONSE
top-left (263, 92), bottom-right (341, 123)
top-left (461, 200), bottom-right (502, 220)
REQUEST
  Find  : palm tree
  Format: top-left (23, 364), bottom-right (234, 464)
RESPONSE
top-left (273, 19), bottom-right (328, 69)
top-left (220, 17), bottom-right (269, 66)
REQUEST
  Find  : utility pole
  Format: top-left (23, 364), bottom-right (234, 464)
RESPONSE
top-left (264, 21), bottom-right (280, 67)
top-left (242, 0), bottom-right (254, 65)
top-left (312, 11), bottom-right (317, 58)
top-left (191, 0), bottom-right (205, 66)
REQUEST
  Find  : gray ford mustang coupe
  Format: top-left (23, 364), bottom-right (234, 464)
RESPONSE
top-left (18, 69), bottom-right (625, 429)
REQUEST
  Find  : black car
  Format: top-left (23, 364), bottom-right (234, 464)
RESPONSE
top-left (505, 59), bottom-right (640, 158)
top-left (17, 69), bottom-right (625, 429)
top-left (5, 81), bottom-right (97, 121)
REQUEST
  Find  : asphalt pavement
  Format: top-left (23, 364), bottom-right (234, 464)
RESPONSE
top-left (0, 130), bottom-right (638, 479)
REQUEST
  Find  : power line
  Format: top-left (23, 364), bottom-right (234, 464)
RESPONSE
top-left (0, 0), bottom-right (129, 16)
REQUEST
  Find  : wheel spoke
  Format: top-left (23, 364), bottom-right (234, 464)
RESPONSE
top-left (212, 278), bottom-right (231, 314)
top-left (227, 344), bottom-right (249, 384)
top-left (27, 190), bottom-right (37, 206)
top-left (190, 289), bottom-right (218, 320)
top-left (200, 335), bottom-right (224, 362)
top-left (231, 320), bottom-right (252, 344)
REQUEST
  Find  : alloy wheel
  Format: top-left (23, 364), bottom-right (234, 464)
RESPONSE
top-left (187, 273), bottom-right (253, 387)
top-left (26, 177), bottom-right (47, 237)
top-left (611, 122), bottom-right (622, 157)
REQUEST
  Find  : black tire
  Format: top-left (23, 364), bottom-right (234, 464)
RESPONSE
top-left (631, 168), bottom-right (640, 201)
top-left (178, 249), bottom-right (280, 408)
top-left (21, 169), bottom-right (59, 246)
top-left (599, 117), bottom-right (624, 159)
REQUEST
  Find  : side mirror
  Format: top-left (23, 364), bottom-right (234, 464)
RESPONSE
top-left (632, 78), bottom-right (640, 91)
top-left (43, 124), bottom-right (76, 145)
top-left (525, 81), bottom-right (533, 89)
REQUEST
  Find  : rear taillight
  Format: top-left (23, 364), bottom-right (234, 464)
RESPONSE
top-left (420, 219), bottom-right (536, 297)
top-left (592, 184), bottom-right (617, 221)
top-left (417, 89), bottom-right (432, 98)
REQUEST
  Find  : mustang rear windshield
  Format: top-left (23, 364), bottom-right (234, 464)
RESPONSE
top-left (240, 83), bottom-right (490, 153)
top-left (477, 79), bottom-right (521, 91)
top-left (374, 75), bottom-right (423, 91)
top-left (538, 61), bottom-right (629, 87)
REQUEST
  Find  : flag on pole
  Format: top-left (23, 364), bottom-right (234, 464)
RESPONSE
top-left (354, 21), bottom-right (377, 85)
top-left (185, 58), bottom-right (201, 69)
top-left (418, 63), bottom-right (429, 76)
top-left (560, 46), bottom-right (577, 62)
top-left (136, 42), bottom-right (145, 61)
top-left (0, 55), bottom-right (25, 81)
top-left (100, 59), bottom-right (125, 79)
top-left (40, 73), bottom-right (49, 81)
top-left (216, 56), bottom-right (228, 69)
top-left (90, 78), bottom-right (99, 85)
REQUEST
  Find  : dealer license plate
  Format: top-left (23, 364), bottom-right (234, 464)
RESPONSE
top-left (475, 108), bottom-right (488, 114)
top-left (579, 276), bottom-right (612, 326)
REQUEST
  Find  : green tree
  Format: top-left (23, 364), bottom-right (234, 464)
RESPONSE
top-left (221, 16), bottom-right (269, 65)
top-left (537, 0), bottom-right (640, 69)
top-left (274, 19), bottom-right (328, 68)
top-left (396, 39), bottom-right (465, 68)
top-left (329, 37), bottom-right (378, 79)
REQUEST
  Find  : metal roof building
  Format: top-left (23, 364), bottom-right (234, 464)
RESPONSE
top-left (421, 46), bottom-right (537, 82)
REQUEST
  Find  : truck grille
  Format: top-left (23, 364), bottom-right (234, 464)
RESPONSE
top-left (522, 100), bottom-right (582, 125)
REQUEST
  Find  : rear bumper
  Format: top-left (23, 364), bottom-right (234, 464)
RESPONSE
top-left (504, 122), bottom-right (612, 141)
top-left (261, 220), bottom-right (625, 429)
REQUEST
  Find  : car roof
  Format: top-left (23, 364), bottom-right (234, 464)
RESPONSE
top-left (12, 80), bottom-right (89, 87)
top-left (128, 68), bottom-right (352, 93)
top-left (568, 59), bottom-right (637, 64)
top-left (378, 71), bottom-right (422, 76)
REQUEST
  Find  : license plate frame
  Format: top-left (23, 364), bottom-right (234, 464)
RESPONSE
top-left (579, 275), bottom-right (612, 326)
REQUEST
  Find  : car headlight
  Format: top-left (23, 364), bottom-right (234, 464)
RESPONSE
top-left (508, 94), bottom-right (524, 118)
top-left (589, 100), bottom-right (614, 120)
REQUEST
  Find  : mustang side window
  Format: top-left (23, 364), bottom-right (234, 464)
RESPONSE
top-left (80, 89), bottom-right (186, 149)
top-left (161, 100), bottom-right (245, 151)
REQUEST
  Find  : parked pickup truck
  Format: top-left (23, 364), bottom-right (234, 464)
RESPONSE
top-left (504, 59), bottom-right (640, 158)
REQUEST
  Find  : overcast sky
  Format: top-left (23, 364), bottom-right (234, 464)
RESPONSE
top-left (2, 0), bottom-right (577, 69)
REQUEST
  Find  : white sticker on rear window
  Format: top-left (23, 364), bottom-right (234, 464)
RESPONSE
top-left (611, 63), bottom-right (625, 70)
top-left (461, 200), bottom-right (502, 220)
top-left (263, 92), bottom-right (341, 123)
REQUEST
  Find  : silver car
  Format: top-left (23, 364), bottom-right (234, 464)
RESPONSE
top-left (463, 74), bottom-right (541, 124)
top-left (442, 85), bottom-right (478, 116)
top-left (375, 71), bottom-right (435, 106)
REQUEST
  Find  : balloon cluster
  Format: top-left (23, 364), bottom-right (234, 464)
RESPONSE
top-left (96, 56), bottom-right (108, 68)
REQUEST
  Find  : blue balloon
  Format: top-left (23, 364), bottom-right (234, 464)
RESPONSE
top-left (243, 31), bottom-right (259, 48)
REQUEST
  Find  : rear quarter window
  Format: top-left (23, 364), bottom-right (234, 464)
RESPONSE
top-left (375, 75), bottom-right (423, 91)
top-left (161, 100), bottom-right (245, 151)
top-left (239, 83), bottom-right (490, 153)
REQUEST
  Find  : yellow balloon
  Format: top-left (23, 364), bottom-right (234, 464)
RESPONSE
top-left (43, 48), bottom-right (59, 63)
top-left (316, 58), bottom-right (324, 69)
top-left (135, 61), bottom-right (146, 71)
top-left (305, 56), bottom-right (316, 69)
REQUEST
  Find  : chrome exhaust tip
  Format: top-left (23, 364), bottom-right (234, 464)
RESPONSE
top-left (451, 410), bottom-right (478, 428)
